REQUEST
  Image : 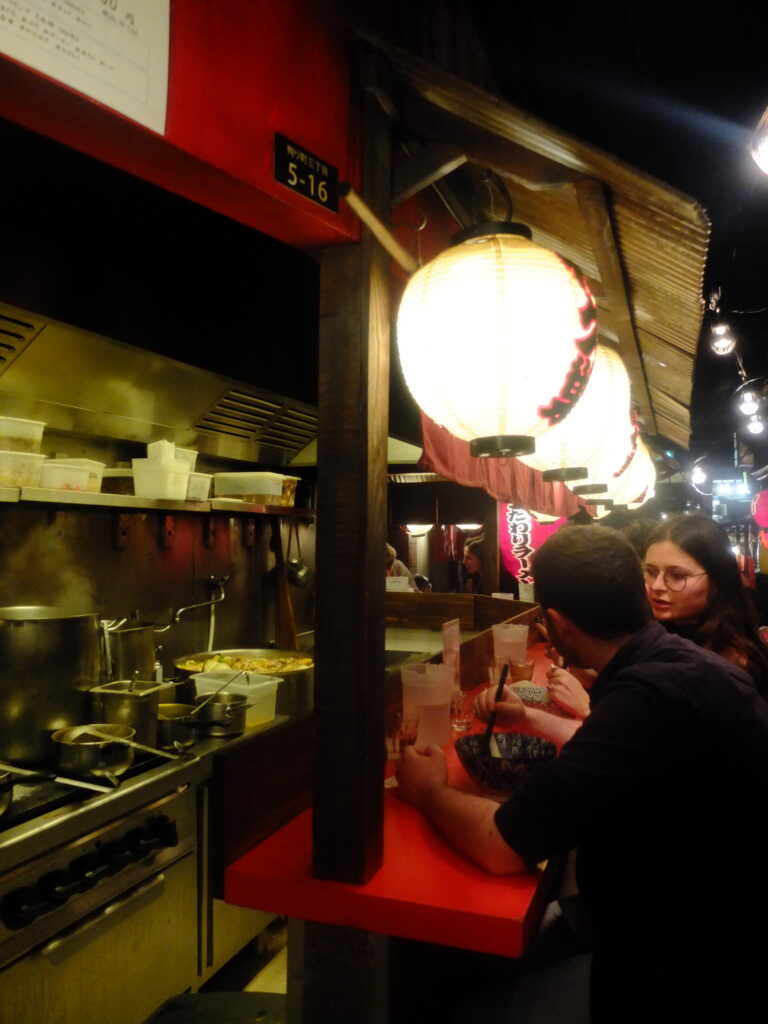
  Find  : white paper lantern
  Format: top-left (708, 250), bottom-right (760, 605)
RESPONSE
top-left (606, 439), bottom-right (656, 505)
top-left (396, 229), bottom-right (598, 456)
top-left (518, 345), bottom-right (634, 482)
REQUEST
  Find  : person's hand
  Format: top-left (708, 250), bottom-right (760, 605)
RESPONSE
top-left (396, 744), bottom-right (448, 807)
top-left (535, 619), bottom-right (565, 668)
top-left (472, 684), bottom-right (527, 727)
top-left (545, 666), bottom-right (593, 719)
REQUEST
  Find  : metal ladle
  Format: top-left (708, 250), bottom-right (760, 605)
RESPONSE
top-left (184, 669), bottom-right (247, 718)
top-left (68, 725), bottom-right (185, 762)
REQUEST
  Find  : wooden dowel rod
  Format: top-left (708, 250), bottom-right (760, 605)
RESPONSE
top-left (340, 182), bottom-right (419, 274)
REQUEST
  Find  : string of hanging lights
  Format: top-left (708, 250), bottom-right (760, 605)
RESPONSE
top-left (706, 288), bottom-right (768, 437)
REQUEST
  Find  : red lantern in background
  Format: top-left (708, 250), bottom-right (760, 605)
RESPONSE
top-left (752, 491), bottom-right (768, 528)
top-left (498, 505), bottom-right (566, 583)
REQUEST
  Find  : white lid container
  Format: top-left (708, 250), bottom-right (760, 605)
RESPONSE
top-left (192, 670), bottom-right (281, 726)
top-left (186, 471), bottom-right (212, 501)
top-left (52, 458), bottom-right (105, 492)
top-left (0, 450), bottom-right (46, 487)
top-left (147, 440), bottom-right (176, 461)
top-left (132, 457), bottom-right (190, 499)
top-left (40, 460), bottom-right (92, 491)
top-left (175, 447), bottom-right (198, 471)
top-left (213, 471), bottom-right (284, 500)
top-left (0, 417), bottom-right (45, 453)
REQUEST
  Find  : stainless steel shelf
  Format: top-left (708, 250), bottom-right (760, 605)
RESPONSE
top-left (3, 487), bottom-right (303, 515)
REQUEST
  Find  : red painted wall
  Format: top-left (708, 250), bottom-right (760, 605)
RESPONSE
top-left (0, 0), bottom-right (360, 249)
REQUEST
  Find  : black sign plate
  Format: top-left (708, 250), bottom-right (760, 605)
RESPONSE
top-left (274, 133), bottom-right (338, 212)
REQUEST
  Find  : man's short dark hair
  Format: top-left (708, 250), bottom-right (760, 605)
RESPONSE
top-left (532, 524), bottom-right (651, 638)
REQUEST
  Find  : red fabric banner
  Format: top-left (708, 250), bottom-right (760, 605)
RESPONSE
top-left (419, 413), bottom-right (583, 518)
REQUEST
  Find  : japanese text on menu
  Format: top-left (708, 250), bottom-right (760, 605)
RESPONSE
top-left (0, 0), bottom-right (169, 133)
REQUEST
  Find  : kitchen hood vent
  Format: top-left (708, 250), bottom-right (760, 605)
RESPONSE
top-left (0, 309), bottom-right (45, 371)
top-left (0, 300), bottom-right (318, 467)
top-left (195, 390), bottom-right (317, 457)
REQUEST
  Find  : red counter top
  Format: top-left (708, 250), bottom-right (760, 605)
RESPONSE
top-left (225, 643), bottom-right (560, 957)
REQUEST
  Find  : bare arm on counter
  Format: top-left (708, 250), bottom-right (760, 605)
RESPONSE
top-left (396, 745), bottom-right (528, 875)
top-left (473, 684), bottom-right (582, 749)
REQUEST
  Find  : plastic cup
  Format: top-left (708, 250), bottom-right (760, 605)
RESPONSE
top-left (402, 663), bottom-right (454, 747)
top-left (492, 623), bottom-right (529, 664)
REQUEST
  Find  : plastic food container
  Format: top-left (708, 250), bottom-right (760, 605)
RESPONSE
top-left (101, 469), bottom-right (134, 495)
top-left (0, 417), bottom-right (45, 453)
top-left (186, 471), bottom-right (212, 501)
top-left (0, 450), bottom-right (46, 487)
top-left (280, 475), bottom-right (301, 507)
top-left (52, 458), bottom-right (105, 492)
top-left (132, 458), bottom-right (190, 500)
top-left (213, 471), bottom-right (284, 503)
top-left (192, 670), bottom-right (281, 726)
top-left (175, 447), bottom-right (198, 471)
top-left (40, 460), bottom-right (92, 491)
top-left (146, 440), bottom-right (176, 461)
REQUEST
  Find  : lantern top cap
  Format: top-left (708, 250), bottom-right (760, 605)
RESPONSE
top-left (450, 221), bottom-right (533, 246)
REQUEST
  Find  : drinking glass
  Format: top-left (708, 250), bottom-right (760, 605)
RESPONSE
top-left (385, 713), bottom-right (420, 788)
top-left (450, 688), bottom-right (473, 731)
top-left (386, 713), bottom-right (420, 761)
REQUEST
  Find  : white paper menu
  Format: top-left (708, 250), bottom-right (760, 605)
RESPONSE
top-left (442, 617), bottom-right (460, 687)
top-left (0, 0), bottom-right (170, 134)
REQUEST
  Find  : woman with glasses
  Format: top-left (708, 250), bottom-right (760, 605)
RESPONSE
top-left (531, 514), bottom-right (768, 720)
top-left (641, 514), bottom-right (768, 696)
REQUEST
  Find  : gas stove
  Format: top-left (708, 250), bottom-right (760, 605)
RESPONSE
top-left (0, 755), bottom-right (169, 836)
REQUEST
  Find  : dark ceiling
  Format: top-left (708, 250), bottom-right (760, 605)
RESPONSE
top-left (468, 1), bottom-right (768, 471)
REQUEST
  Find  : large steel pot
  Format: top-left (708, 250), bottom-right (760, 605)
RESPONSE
top-left (0, 606), bottom-right (101, 764)
top-left (173, 648), bottom-right (313, 719)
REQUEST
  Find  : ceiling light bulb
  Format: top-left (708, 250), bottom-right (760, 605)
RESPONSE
top-left (747, 415), bottom-right (765, 435)
top-left (691, 465), bottom-right (707, 485)
top-left (752, 135), bottom-right (768, 174)
top-left (750, 106), bottom-right (768, 174)
top-left (709, 321), bottom-right (736, 356)
top-left (739, 389), bottom-right (761, 416)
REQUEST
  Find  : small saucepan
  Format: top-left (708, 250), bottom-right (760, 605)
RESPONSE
top-left (191, 692), bottom-right (250, 736)
top-left (51, 723), bottom-right (136, 780)
top-left (157, 704), bottom-right (198, 751)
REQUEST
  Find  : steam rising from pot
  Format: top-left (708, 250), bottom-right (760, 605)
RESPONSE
top-left (0, 524), bottom-right (96, 609)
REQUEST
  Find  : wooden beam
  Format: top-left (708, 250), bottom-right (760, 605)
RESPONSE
top-left (312, 84), bottom-right (391, 884)
top-left (399, 91), bottom-right (584, 192)
top-left (392, 142), bottom-right (468, 205)
top-left (573, 179), bottom-right (657, 433)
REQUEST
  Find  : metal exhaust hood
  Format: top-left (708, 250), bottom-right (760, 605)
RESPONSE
top-left (0, 301), bottom-right (318, 466)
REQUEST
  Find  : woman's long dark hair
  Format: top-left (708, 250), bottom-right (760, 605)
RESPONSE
top-left (644, 514), bottom-right (768, 695)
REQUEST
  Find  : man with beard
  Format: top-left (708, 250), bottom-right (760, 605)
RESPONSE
top-left (397, 524), bottom-right (768, 1022)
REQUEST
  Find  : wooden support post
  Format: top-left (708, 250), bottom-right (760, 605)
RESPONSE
top-left (312, 83), bottom-right (391, 884)
top-left (286, 920), bottom-right (389, 1024)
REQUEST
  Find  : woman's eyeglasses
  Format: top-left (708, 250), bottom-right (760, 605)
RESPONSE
top-left (642, 565), bottom-right (707, 592)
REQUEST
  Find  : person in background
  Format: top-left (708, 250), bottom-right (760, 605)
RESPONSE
top-left (462, 537), bottom-right (487, 594)
top-left (386, 543), bottom-right (417, 590)
top-left (399, 524), bottom-right (768, 1023)
top-left (642, 513), bottom-right (768, 695)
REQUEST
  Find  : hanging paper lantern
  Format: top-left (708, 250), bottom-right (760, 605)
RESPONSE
top-left (397, 228), bottom-right (598, 457)
top-left (518, 345), bottom-right (634, 482)
top-left (498, 505), bottom-right (567, 583)
top-left (752, 491), bottom-right (768, 528)
top-left (605, 439), bottom-right (656, 506)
